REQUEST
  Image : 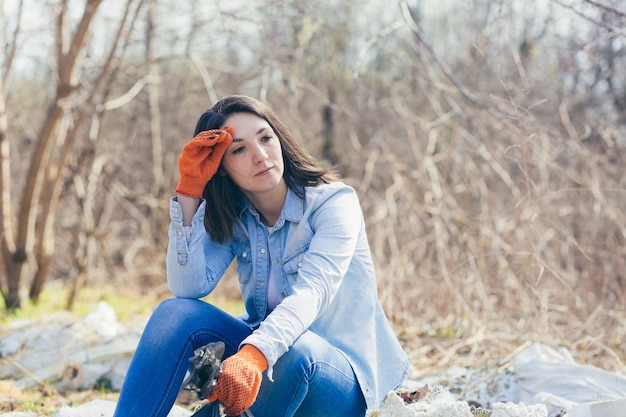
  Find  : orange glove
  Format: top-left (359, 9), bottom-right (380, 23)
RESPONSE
top-left (208, 344), bottom-right (268, 416)
top-left (175, 127), bottom-right (234, 198)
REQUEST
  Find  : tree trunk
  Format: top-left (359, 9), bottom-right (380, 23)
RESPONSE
top-left (0, 45), bottom-right (18, 309)
top-left (4, 0), bottom-right (102, 308)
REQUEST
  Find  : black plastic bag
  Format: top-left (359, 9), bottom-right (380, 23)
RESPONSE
top-left (183, 341), bottom-right (225, 400)
top-left (184, 341), bottom-right (255, 417)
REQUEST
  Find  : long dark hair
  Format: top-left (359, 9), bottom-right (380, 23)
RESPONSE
top-left (195, 95), bottom-right (339, 243)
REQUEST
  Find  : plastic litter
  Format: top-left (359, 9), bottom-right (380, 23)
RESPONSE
top-left (183, 341), bottom-right (225, 400)
top-left (183, 341), bottom-right (254, 417)
top-left (514, 344), bottom-right (626, 417)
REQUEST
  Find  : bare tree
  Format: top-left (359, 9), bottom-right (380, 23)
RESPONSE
top-left (0, 0), bottom-right (20, 308)
top-left (64, 0), bottom-right (148, 309)
top-left (0, 0), bottom-right (153, 309)
top-left (1, 0), bottom-right (624, 373)
top-left (0, 0), bottom-right (104, 308)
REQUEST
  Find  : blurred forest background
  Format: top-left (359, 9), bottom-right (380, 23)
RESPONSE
top-left (1, 0), bottom-right (624, 376)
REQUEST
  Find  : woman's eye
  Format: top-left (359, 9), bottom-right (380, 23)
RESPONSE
top-left (261, 135), bottom-right (272, 142)
top-left (232, 146), bottom-right (245, 154)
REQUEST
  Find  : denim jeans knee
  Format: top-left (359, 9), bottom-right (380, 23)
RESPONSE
top-left (251, 331), bottom-right (366, 417)
top-left (113, 299), bottom-right (252, 417)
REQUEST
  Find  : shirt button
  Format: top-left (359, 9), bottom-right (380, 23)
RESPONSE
top-left (242, 252), bottom-right (248, 258)
top-left (259, 281), bottom-right (265, 286)
top-left (177, 231), bottom-right (183, 236)
top-left (297, 262), bottom-right (302, 267)
top-left (275, 258), bottom-right (280, 264)
top-left (260, 248), bottom-right (266, 254)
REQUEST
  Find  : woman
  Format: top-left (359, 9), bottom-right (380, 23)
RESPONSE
top-left (113, 95), bottom-right (409, 417)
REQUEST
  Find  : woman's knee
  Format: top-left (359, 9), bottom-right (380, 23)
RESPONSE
top-left (153, 297), bottom-right (205, 318)
top-left (140, 299), bottom-right (203, 344)
top-left (150, 298), bottom-right (225, 329)
top-left (149, 298), bottom-right (251, 353)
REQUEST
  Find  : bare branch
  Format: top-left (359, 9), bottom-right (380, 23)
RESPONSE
top-left (190, 55), bottom-right (219, 104)
top-left (100, 78), bottom-right (147, 111)
top-left (399, 0), bottom-right (485, 108)
top-left (552, 0), bottom-right (626, 36)
top-left (583, 0), bottom-right (626, 19)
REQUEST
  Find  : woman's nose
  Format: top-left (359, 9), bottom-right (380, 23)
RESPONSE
top-left (252, 145), bottom-right (268, 162)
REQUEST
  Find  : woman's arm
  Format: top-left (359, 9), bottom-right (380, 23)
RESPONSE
top-left (243, 185), bottom-right (363, 369)
top-left (177, 194), bottom-right (201, 226)
top-left (166, 196), bottom-right (234, 298)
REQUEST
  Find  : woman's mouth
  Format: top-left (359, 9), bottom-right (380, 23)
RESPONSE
top-left (255, 167), bottom-right (273, 176)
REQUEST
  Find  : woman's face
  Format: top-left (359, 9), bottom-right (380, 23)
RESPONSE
top-left (221, 112), bottom-right (286, 201)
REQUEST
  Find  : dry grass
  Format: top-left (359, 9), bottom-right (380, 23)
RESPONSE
top-left (6, 57), bottom-right (626, 417)
top-left (2, 1), bottom-right (625, 414)
top-left (343, 90), bottom-right (626, 378)
top-left (0, 382), bottom-right (118, 415)
top-left (17, 94), bottom-right (625, 415)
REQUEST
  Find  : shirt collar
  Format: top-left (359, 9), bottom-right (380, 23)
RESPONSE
top-left (240, 185), bottom-right (304, 229)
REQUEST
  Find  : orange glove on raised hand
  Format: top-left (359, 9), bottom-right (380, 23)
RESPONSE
top-left (208, 344), bottom-right (268, 416)
top-left (175, 127), bottom-right (234, 198)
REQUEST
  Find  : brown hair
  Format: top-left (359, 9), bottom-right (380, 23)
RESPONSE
top-left (195, 95), bottom-right (339, 243)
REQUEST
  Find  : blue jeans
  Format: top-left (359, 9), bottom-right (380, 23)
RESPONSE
top-left (113, 298), bottom-right (366, 417)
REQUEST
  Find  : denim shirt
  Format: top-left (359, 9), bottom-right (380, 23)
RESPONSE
top-left (167, 181), bottom-right (409, 409)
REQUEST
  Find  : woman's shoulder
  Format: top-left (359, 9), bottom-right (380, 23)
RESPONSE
top-left (303, 181), bottom-right (359, 209)
top-left (305, 181), bottom-right (355, 197)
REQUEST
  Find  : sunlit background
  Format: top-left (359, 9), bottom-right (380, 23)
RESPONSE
top-left (1, 0), bottom-right (624, 379)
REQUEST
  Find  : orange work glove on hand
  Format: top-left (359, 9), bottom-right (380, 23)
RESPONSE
top-left (208, 344), bottom-right (268, 416)
top-left (175, 126), bottom-right (234, 198)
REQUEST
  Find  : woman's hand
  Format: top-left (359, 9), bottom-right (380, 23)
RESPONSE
top-left (208, 344), bottom-right (268, 416)
top-left (175, 127), bottom-right (234, 198)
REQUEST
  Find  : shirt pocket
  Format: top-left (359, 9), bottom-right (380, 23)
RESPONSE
top-left (282, 245), bottom-right (309, 288)
top-left (234, 239), bottom-right (253, 284)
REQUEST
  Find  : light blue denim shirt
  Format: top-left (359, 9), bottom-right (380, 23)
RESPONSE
top-left (167, 181), bottom-right (409, 409)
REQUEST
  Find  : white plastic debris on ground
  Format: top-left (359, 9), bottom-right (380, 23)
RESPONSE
top-left (368, 385), bottom-right (547, 417)
top-left (0, 301), bottom-right (144, 391)
top-left (368, 343), bottom-right (626, 417)
top-left (52, 399), bottom-right (191, 417)
top-left (2, 302), bottom-right (626, 417)
top-left (515, 344), bottom-right (626, 417)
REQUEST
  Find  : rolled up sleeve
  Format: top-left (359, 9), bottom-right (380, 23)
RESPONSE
top-left (166, 197), bottom-right (234, 298)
